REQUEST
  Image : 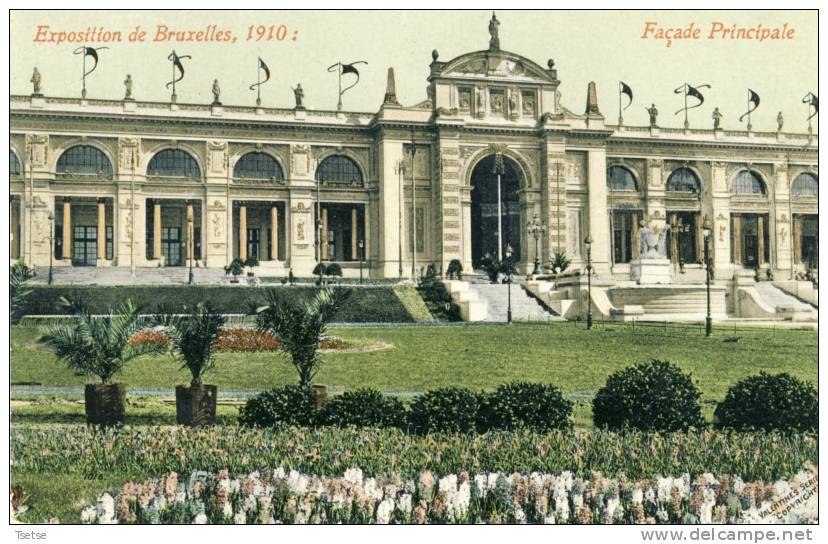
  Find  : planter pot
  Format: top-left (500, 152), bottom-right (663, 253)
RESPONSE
top-left (176, 384), bottom-right (217, 426)
top-left (84, 383), bottom-right (126, 426)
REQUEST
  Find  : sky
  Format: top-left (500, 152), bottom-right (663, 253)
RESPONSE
top-left (9, 10), bottom-right (818, 132)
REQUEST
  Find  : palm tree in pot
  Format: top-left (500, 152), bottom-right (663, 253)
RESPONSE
top-left (40, 298), bottom-right (160, 426)
top-left (155, 302), bottom-right (226, 426)
top-left (256, 287), bottom-right (351, 407)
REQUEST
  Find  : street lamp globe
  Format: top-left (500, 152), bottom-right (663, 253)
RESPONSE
top-left (584, 234), bottom-right (593, 250)
top-left (702, 215), bottom-right (712, 239)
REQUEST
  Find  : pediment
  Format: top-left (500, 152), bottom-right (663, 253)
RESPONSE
top-left (438, 50), bottom-right (557, 85)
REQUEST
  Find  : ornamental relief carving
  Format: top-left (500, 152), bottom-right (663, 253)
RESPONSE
top-left (25, 134), bottom-right (48, 167)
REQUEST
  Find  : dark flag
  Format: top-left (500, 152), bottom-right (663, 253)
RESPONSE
top-left (803, 92), bottom-right (818, 120)
top-left (619, 81), bottom-right (633, 110)
top-left (328, 60), bottom-right (368, 109)
top-left (73, 46), bottom-right (108, 77)
top-left (166, 50), bottom-right (192, 89)
top-left (739, 89), bottom-right (761, 122)
top-left (249, 57), bottom-right (271, 106)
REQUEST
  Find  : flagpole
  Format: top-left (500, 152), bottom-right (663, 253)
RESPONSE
top-left (81, 45), bottom-right (87, 99)
top-left (684, 84), bottom-right (689, 129)
top-left (747, 90), bottom-right (752, 131)
top-left (618, 82), bottom-right (622, 126)
top-left (337, 63), bottom-right (343, 111)
top-left (256, 59), bottom-right (261, 106)
top-left (171, 54), bottom-right (176, 103)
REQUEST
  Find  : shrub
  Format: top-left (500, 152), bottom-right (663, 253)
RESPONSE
top-left (446, 259), bottom-right (463, 280)
top-left (318, 388), bottom-right (406, 428)
top-left (326, 263), bottom-right (343, 277)
top-left (714, 373), bottom-right (817, 432)
top-left (409, 387), bottom-right (480, 434)
top-left (592, 359), bottom-right (705, 432)
top-left (215, 328), bottom-right (280, 352)
top-left (313, 263), bottom-right (327, 276)
top-left (238, 386), bottom-right (316, 427)
top-left (479, 382), bottom-right (573, 432)
top-left (224, 258), bottom-right (245, 277)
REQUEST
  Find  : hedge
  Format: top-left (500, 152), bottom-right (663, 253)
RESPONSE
top-left (20, 286), bottom-right (416, 323)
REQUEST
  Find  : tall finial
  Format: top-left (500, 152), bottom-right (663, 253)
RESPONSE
top-left (585, 81), bottom-right (600, 115)
top-left (383, 67), bottom-right (401, 107)
top-left (488, 11), bottom-right (500, 51)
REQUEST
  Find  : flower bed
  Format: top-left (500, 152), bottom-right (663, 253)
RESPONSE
top-left (81, 464), bottom-right (818, 524)
top-left (11, 426), bottom-right (816, 484)
top-left (127, 327), bottom-right (350, 353)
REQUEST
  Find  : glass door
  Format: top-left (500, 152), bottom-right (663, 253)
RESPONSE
top-left (741, 215), bottom-right (759, 267)
top-left (247, 228), bottom-right (260, 261)
top-left (162, 227), bottom-right (182, 266)
top-left (72, 226), bottom-right (97, 266)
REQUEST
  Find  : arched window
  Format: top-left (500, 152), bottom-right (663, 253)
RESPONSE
top-left (233, 152), bottom-right (284, 180)
top-left (791, 172), bottom-right (818, 196)
top-left (148, 149), bottom-right (200, 178)
top-left (315, 155), bottom-right (363, 183)
top-left (666, 168), bottom-right (701, 192)
top-left (607, 166), bottom-right (637, 191)
top-left (56, 145), bottom-right (113, 176)
top-left (9, 151), bottom-right (21, 176)
top-left (732, 170), bottom-right (766, 195)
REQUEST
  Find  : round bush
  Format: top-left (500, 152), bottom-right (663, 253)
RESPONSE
top-left (409, 387), bottom-right (480, 434)
top-left (714, 373), bottom-right (817, 432)
top-left (479, 382), bottom-right (573, 432)
top-left (238, 385), bottom-right (316, 427)
top-left (592, 359), bottom-right (705, 432)
top-left (318, 388), bottom-right (406, 428)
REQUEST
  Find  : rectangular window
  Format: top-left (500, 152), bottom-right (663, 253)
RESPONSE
top-left (801, 215), bottom-right (818, 267)
top-left (106, 225), bottom-right (113, 261)
top-left (194, 227), bottom-right (202, 260)
top-left (146, 206), bottom-right (154, 260)
top-left (733, 214), bottom-right (769, 267)
top-left (247, 228), bottom-right (260, 261)
top-left (668, 212), bottom-right (698, 264)
top-left (612, 210), bottom-right (634, 264)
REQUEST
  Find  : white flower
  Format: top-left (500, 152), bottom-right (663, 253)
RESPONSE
top-left (732, 477), bottom-right (745, 494)
top-left (221, 502), bottom-right (233, 519)
top-left (193, 512), bottom-right (208, 524)
top-left (453, 481), bottom-right (471, 520)
top-left (514, 505), bottom-right (526, 524)
top-left (96, 493), bottom-right (116, 524)
top-left (376, 498), bottom-right (395, 524)
top-left (397, 493), bottom-right (412, 515)
top-left (80, 506), bottom-right (97, 524)
top-left (474, 474), bottom-right (488, 498)
top-left (234, 511), bottom-right (246, 524)
top-left (656, 477), bottom-right (672, 503)
top-left (273, 467), bottom-right (286, 480)
top-left (344, 467), bottom-right (363, 486)
top-left (286, 470), bottom-right (309, 495)
top-left (631, 488), bottom-right (644, 505)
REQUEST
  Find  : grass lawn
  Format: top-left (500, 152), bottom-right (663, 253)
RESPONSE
top-left (12, 322), bottom-right (816, 423)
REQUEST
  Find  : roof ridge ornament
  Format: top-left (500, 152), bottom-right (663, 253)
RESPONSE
top-left (489, 11), bottom-right (500, 51)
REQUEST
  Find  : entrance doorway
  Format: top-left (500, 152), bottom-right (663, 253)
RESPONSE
top-left (162, 227), bottom-right (182, 266)
top-left (72, 226), bottom-right (97, 266)
top-left (470, 155), bottom-right (523, 268)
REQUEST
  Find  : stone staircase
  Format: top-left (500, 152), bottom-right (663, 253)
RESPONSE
top-left (752, 282), bottom-right (818, 321)
top-left (467, 275), bottom-right (560, 322)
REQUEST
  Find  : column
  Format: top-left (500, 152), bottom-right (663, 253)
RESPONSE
top-left (631, 212), bottom-right (640, 259)
top-left (586, 149), bottom-right (610, 274)
top-left (271, 205), bottom-right (279, 261)
top-left (239, 204), bottom-right (247, 261)
top-left (695, 213), bottom-right (704, 263)
top-left (9, 198), bottom-right (13, 259)
top-left (62, 199), bottom-right (72, 260)
top-left (668, 213), bottom-right (678, 264)
top-left (351, 206), bottom-right (358, 261)
top-left (363, 207), bottom-right (370, 263)
top-left (321, 207), bottom-right (329, 260)
top-left (186, 202), bottom-right (194, 260)
top-left (97, 199), bottom-right (106, 261)
top-left (793, 215), bottom-right (802, 264)
top-left (153, 200), bottom-right (162, 260)
top-left (757, 215), bottom-right (765, 266)
top-left (731, 214), bottom-right (741, 265)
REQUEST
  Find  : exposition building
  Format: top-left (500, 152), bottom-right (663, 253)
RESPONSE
top-left (9, 18), bottom-right (818, 319)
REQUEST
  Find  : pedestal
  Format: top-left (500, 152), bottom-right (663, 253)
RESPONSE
top-left (631, 258), bottom-right (672, 285)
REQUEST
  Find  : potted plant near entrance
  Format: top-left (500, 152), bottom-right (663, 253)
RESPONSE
top-left (155, 302), bottom-right (225, 426)
top-left (40, 298), bottom-right (160, 426)
top-left (244, 256), bottom-right (259, 277)
top-left (224, 257), bottom-right (245, 283)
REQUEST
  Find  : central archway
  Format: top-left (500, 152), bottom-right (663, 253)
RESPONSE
top-left (470, 155), bottom-right (522, 268)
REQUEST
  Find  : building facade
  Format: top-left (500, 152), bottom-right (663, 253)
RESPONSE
top-left (9, 24), bottom-right (818, 285)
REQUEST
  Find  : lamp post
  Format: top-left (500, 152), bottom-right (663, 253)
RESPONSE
top-left (187, 215), bottom-right (194, 285)
top-left (702, 215), bottom-right (712, 337)
top-left (493, 154), bottom-right (505, 261)
top-left (527, 212), bottom-right (546, 276)
top-left (584, 234), bottom-right (593, 329)
top-left (47, 212), bottom-right (54, 285)
top-left (358, 239), bottom-right (364, 284)
top-left (505, 244), bottom-right (513, 324)
top-left (405, 139), bottom-right (416, 280)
